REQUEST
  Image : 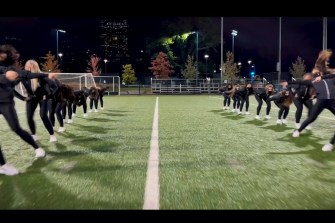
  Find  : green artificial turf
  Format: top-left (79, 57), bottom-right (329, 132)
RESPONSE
top-left (1, 95), bottom-right (335, 209)
top-left (159, 95), bottom-right (335, 209)
top-left (0, 96), bottom-right (155, 209)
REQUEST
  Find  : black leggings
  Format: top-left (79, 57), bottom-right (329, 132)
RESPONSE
top-left (99, 95), bottom-right (104, 108)
top-left (232, 96), bottom-right (240, 110)
top-left (73, 101), bottom-right (87, 114)
top-left (298, 99), bottom-right (335, 132)
top-left (0, 102), bottom-right (39, 149)
top-left (255, 94), bottom-right (271, 115)
top-left (274, 101), bottom-right (289, 119)
top-left (26, 98), bottom-right (54, 135)
top-left (0, 146), bottom-right (5, 165)
top-left (48, 99), bottom-right (56, 127)
top-left (223, 94), bottom-right (230, 107)
top-left (61, 103), bottom-right (73, 120)
top-left (239, 96), bottom-right (249, 112)
top-left (90, 98), bottom-right (98, 110)
top-left (293, 98), bottom-right (313, 123)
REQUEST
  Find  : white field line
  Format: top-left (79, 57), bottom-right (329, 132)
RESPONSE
top-left (143, 97), bottom-right (160, 210)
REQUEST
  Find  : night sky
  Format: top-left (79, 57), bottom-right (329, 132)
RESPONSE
top-left (1, 17), bottom-right (334, 75)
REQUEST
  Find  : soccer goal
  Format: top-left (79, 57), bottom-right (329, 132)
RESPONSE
top-left (57, 73), bottom-right (96, 91)
top-left (15, 73), bottom-right (120, 96)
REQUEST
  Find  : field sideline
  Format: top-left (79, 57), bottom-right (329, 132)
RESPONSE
top-left (1, 95), bottom-right (335, 209)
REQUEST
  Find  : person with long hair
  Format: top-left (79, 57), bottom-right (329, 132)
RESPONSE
top-left (238, 83), bottom-right (253, 115)
top-left (292, 49), bottom-right (335, 140)
top-left (97, 86), bottom-right (109, 110)
top-left (0, 45), bottom-right (52, 175)
top-left (220, 83), bottom-right (233, 110)
top-left (254, 83), bottom-right (275, 120)
top-left (268, 87), bottom-right (294, 124)
top-left (24, 60), bottom-right (57, 142)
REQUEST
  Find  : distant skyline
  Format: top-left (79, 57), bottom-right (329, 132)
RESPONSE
top-left (1, 17), bottom-right (335, 76)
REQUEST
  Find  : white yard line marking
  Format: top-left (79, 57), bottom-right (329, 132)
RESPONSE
top-left (210, 96), bottom-right (335, 121)
top-left (143, 97), bottom-right (160, 210)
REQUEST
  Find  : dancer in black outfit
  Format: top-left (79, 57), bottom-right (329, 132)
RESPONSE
top-left (287, 73), bottom-right (316, 129)
top-left (220, 83), bottom-right (233, 110)
top-left (238, 83), bottom-right (253, 115)
top-left (231, 84), bottom-right (241, 113)
top-left (292, 50), bottom-right (335, 142)
top-left (88, 86), bottom-right (99, 112)
top-left (0, 44), bottom-right (52, 175)
top-left (97, 86), bottom-right (109, 110)
top-left (24, 60), bottom-right (58, 142)
top-left (268, 87), bottom-right (294, 124)
top-left (254, 83), bottom-right (275, 120)
top-left (72, 90), bottom-right (88, 117)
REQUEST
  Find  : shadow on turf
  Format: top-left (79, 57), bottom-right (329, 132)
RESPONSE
top-left (0, 160), bottom-right (121, 208)
top-left (267, 132), bottom-right (335, 163)
top-left (208, 109), bottom-right (224, 113)
top-left (220, 113), bottom-right (245, 120)
top-left (70, 123), bottom-right (116, 134)
top-left (242, 119), bottom-right (268, 126)
top-left (260, 124), bottom-right (294, 132)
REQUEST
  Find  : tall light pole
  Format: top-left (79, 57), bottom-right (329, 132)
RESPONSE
top-left (277, 17), bottom-right (282, 84)
top-left (190, 31), bottom-right (199, 80)
top-left (323, 17), bottom-right (327, 50)
top-left (221, 17), bottom-right (223, 84)
top-left (204, 54), bottom-right (209, 77)
top-left (56, 29), bottom-right (66, 62)
top-left (103, 59), bottom-right (108, 73)
top-left (58, 53), bottom-right (63, 71)
top-left (231, 29), bottom-right (238, 56)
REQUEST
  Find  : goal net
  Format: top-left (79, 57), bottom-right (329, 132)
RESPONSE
top-left (15, 73), bottom-right (97, 97)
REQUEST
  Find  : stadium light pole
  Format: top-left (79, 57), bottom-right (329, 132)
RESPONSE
top-left (58, 53), bottom-right (63, 71)
top-left (231, 30), bottom-right (238, 55)
top-left (221, 17), bottom-right (223, 84)
top-left (277, 17), bottom-right (282, 85)
top-left (323, 17), bottom-right (327, 50)
top-left (104, 59), bottom-right (108, 73)
top-left (204, 54), bottom-right (209, 77)
top-left (190, 31), bottom-right (199, 80)
top-left (56, 29), bottom-right (66, 63)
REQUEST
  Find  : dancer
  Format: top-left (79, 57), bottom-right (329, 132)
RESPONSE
top-left (97, 86), bottom-right (109, 110)
top-left (292, 49), bottom-right (335, 140)
top-left (254, 83), bottom-right (275, 120)
top-left (268, 87), bottom-right (294, 124)
top-left (221, 83), bottom-right (233, 110)
top-left (238, 83), bottom-right (252, 115)
top-left (24, 60), bottom-right (58, 142)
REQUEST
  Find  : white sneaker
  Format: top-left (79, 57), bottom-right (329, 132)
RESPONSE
top-left (245, 111), bottom-right (250, 115)
top-left (226, 107), bottom-right (230, 110)
top-left (94, 109), bottom-right (98, 113)
top-left (35, 148), bottom-right (46, 158)
top-left (282, 119), bottom-right (288, 124)
top-left (100, 107), bottom-right (104, 110)
top-left (231, 109), bottom-right (235, 112)
top-left (322, 143), bottom-right (334, 152)
top-left (255, 115), bottom-right (261, 120)
top-left (83, 113), bottom-right (88, 118)
top-left (58, 127), bottom-right (66, 133)
top-left (0, 163), bottom-right (19, 176)
top-left (306, 124), bottom-right (312, 130)
top-left (237, 110), bottom-right (242, 115)
top-left (31, 135), bottom-right (37, 141)
top-left (276, 119), bottom-right (282, 124)
top-left (67, 119), bottom-right (73, 124)
top-left (295, 123), bottom-right (301, 129)
top-left (50, 135), bottom-right (57, 143)
top-left (292, 130), bottom-right (300, 138)
top-left (72, 113), bottom-right (76, 117)
top-left (265, 115), bottom-right (271, 120)
top-left (88, 109), bottom-right (93, 113)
